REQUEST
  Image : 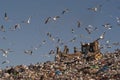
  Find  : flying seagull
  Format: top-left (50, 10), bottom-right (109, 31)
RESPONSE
top-left (45, 17), bottom-right (51, 24)
top-left (4, 12), bottom-right (8, 21)
top-left (24, 50), bottom-right (33, 55)
top-left (85, 27), bottom-right (91, 34)
top-left (0, 49), bottom-right (14, 57)
top-left (116, 17), bottom-right (120, 25)
top-left (99, 31), bottom-right (106, 39)
top-left (10, 24), bottom-right (20, 31)
top-left (53, 16), bottom-right (60, 21)
top-left (0, 25), bottom-right (5, 32)
top-left (71, 29), bottom-right (75, 33)
top-left (61, 8), bottom-right (69, 14)
top-left (69, 37), bottom-right (77, 42)
top-left (102, 23), bottom-right (112, 30)
top-left (88, 5), bottom-right (102, 12)
top-left (22, 16), bottom-right (31, 24)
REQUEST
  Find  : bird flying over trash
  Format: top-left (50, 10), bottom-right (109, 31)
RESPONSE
top-left (9, 24), bottom-right (20, 31)
top-left (99, 31), bottom-right (106, 39)
top-left (88, 5), bottom-right (102, 12)
top-left (0, 49), bottom-right (14, 57)
top-left (24, 50), bottom-right (33, 55)
top-left (45, 17), bottom-right (51, 24)
top-left (0, 25), bottom-right (5, 32)
top-left (53, 16), bottom-right (60, 21)
top-left (102, 23), bottom-right (112, 30)
top-left (61, 8), bottom-right (70, 14)
top-left (4, 12), bottom-right (8, 21)
top-left (22, 16), bottom-right (31, 24)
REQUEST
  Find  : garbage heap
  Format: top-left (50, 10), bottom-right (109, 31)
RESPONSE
top-left (0, 43), bottom-right (120, 80)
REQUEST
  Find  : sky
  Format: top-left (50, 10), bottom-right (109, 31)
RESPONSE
top-left (0, 0), bottom-right (120, 69)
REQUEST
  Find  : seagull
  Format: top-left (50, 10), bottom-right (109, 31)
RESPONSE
top-left (0, 25), bottom-right (5, 32)
top-left (61, 8), bottom-right (69, 14)
top-left (99, 31), bottom-right (106, 39)
top-left (106, 40), bottom-right (110, 44)
top-left (42, 40), bottom-right (46, 44)
top-left (105, 40), bottom-right (112, 48)
top-left (57, 38), bottom-right (61, 44)
top-left (22, 16), bottom-right (31, 24)
top-left (45, 17), bottom-right (51, 24)
top-left (0, 49), bottom-right (14, 57)
top-left (85, 27), bottom-right (91, 34)
top-left (53, 16), bottom-right (60, 21)
top-left (47, 32), bottom-right (52, 37)
top-left (85, 25), bottom-right (96, 34)
top-left (70, 37), bottom-right (76, 42)
top-left (88, 7), bottom-right (98, 12)
top-left (24, 50), bottom-right (33, 55)
top-left (4, 12), bottom-right (8, 21)
top-left (49, 50), bottom-right (55, 55)
top-left (88, 5), bottom-right (102, 12)
top-left (116, 17), bottom-right (120, 25)
top-left (71, 29), bottom-right (75, 33)
top-left (10, 24), bottom-right (20, 31)
top-left (46, 32), bottom-right (56, 41)
top-left (102, 23), bottom-right (112, 30)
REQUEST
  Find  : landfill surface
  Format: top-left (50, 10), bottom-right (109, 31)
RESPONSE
top-left (0, 48), bottom-right (120, 80)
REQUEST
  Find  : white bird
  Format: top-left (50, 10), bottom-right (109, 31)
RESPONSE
top-left (106, 40), bottom-right (110, 44)
top-left (24, 50), bottom-right (33, 55)
top-left (26, 16), bottom-right (31, 24)
top-left (53, 16), bottom-right (60, 21)
top-left (22, 16), bottom-right (31, 24)
top-left (116, 17), bottom-right (120, 25)
top-left (0, 49), bottom-right (13, 57)
top-left (99, 31), bottom-right (106, 39)
top-left (102, 23), bottom-right (112, 30)
top-left (88, 5), bottom-right (102, 12)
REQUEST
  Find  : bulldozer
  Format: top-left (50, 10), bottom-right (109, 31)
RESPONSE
top-left (81, 39), bottom-right (102, 61)
top-left (55, 39), bottom-right (102, 62)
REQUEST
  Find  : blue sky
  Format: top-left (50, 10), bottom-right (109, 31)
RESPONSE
top-left (0, 0), bottom-right (120, 68)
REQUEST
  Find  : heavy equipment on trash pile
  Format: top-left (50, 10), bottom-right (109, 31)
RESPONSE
top-left (81, 39), bottom-right (102, 61)
top-left (55, 39), bottom-right (103, 62)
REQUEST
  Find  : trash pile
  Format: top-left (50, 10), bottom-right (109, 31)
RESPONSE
top-left (0, 47), bottom-right (119, 80)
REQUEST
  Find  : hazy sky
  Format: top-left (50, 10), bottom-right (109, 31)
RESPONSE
top-left (0, 0), bottom-right (120, 68)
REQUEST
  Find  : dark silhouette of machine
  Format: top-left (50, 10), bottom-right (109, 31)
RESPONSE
top-left (55, 39), bottom-right (102, 62)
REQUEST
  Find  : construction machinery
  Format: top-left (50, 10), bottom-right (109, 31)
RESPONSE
top-left (55, 39), bottom-right (102, 62)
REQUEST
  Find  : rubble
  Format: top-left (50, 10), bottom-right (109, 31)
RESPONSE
top-left (0, 41), bottom-right (119, 80)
